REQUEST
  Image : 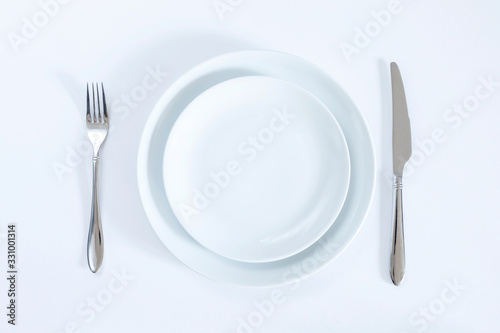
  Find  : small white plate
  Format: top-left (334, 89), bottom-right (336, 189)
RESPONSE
top-left (163, 76), bottom-right (350, 263)
top-left (137, 50), bottom-right (375, 287)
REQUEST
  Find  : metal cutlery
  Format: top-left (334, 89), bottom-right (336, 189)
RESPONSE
top-left (86, 83), bottom-right (109, 273)
top-left (390, 63), bottom-right (412, 286)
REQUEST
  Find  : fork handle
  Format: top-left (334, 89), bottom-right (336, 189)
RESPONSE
top-left (87, 156), bottom-right (104, 273)
top-left (390, 175), bottom-right (405, 285)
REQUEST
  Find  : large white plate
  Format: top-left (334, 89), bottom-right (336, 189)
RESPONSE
top-left (163, 76), bottom-right (350, 263)
top-left (137, 50), bottom-right (375, 287)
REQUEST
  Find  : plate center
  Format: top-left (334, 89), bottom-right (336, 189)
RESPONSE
top-left (163, 76), bottom-right (350, 262)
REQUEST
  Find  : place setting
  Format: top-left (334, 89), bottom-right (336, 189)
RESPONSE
top-left (85, 50), bottom-right (413, 287)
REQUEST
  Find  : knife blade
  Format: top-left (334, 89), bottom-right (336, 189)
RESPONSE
top-left (390, 62), bottom-right (412, 286)
top-left (392, 62), bottom-right (412, 174)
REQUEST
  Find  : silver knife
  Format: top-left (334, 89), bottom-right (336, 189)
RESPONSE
top-left (390, 62), bottom-right (412, 286)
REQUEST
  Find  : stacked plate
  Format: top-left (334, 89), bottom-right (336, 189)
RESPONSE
top-left (137, 51), bottom-right (375, 287)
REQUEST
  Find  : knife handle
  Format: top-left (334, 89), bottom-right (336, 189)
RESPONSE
top-left (390, 175), bottom-right (405, 285)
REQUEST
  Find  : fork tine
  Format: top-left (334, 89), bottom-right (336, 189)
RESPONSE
top-left (101, 83), bottom-right (108, 122)
top-left (86, 83), bottom-right (91, 122)
top-left (92, 83), bottom-right (99, 123)
top-left (96, 82), bottom-right (102, 123)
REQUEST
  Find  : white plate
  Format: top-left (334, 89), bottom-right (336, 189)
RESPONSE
top-left (163, 76), bottom-right (350, 263)
top-left (137, 50), bottom-right (375, 287)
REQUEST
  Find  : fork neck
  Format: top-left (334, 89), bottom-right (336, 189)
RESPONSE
top-left (92, 148), bottom-right (100, 158)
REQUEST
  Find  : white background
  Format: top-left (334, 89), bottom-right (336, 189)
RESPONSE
top-left (1, 0), bottom-right (500, 332)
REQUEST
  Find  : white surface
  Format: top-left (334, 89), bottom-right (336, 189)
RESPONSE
top-left (1, 0), bottom-right (500, 332)
top-left (138, 51), bottom-right (374, 286)
top-left (163, 75), bottom-right (351, 264)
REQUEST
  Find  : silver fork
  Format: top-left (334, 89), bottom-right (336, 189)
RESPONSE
top-left (86, 83), bottom-right (109, 273)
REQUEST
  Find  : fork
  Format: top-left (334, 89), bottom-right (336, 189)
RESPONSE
top-left (86, 83), bottom-right (109, 273)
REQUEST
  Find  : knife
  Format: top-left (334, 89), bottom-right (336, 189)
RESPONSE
top-left (390, 62), bottom-right (412, 286)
